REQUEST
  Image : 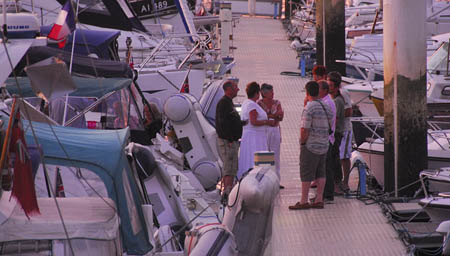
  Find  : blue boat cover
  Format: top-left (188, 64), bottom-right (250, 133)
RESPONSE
top-left (6, 76), bottom-right (131, 99)
top-left (40, 26), bottom-right (121, 60)
top-left (21, 121), bottom-right (152, 254)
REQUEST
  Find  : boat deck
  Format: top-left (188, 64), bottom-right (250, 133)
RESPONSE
top-left (230, 17), bottom-right (406, 255)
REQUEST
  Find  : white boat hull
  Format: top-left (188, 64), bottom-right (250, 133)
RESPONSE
top-left (421, 169), bottom-right (450, 194)
top-left (358, 143), bottom-right (450, 186)
top-left (419, 197), bottom-right (450, 223)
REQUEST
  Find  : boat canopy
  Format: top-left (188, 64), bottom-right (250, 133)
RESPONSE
top-left (6, 76), bottom-right (131, 99)
top-left (40, 26), bottom-right (121, 60)
top-left (0, 38), bottom-right (41, 86)
top-left (15, 46), bottom-right (133, 78)
top-left (56, 0), bottom-right (147, 33)
top-left (22, 121), bottom-right (152, 254)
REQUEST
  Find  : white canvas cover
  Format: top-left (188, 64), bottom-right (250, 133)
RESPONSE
top-left (0, 39), bottom-right (34, 85)
top-left (0, 196), bottom-right (119, 242)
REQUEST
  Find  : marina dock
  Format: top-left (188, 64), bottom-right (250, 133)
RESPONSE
top-left (231, 16), bottom-right (406, 256)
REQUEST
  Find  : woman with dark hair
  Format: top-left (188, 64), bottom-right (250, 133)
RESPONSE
top-left (258, 83), bottom-right (284, 188)
top-left (238, 82), bottom-right (276, 179)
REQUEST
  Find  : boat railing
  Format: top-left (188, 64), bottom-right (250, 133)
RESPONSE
top-left (336, 59), bottom-right (382, 84)
top-left (351, 118), bottom-right (450, 151)
top-left (347, 45), bottom-right (379, 64)
top-left (427, 120), bottom-right (450, 150)
top-left (137, 33), bottom-right (209, 72)
top-left (351, 116), bottom-right (384, 144)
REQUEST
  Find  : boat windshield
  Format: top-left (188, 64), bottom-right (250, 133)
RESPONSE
top-left (78, 0), bottom-right (110, 16)
top-left (427, 42), bottom-right (449, 74)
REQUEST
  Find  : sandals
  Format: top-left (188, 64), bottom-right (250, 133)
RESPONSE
top-left (288, 202), bottom-right (310, 210)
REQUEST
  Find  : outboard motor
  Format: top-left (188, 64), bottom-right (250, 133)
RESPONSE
top-left (185, 223), bottom-right (238, 255)
top-left (164, 93), bottom-right (222, 191)
top-left (0, 13), bottom-right (40, 39)
top-left (222, 152), bottom-right (279, 255)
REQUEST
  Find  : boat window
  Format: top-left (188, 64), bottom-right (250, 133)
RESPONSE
top-left (34, 164), bottom-right (108, 198)
top-left (79, 0), bottom-right (111, 15)
top-left (105, 89), bottom-right (144, 130)
top-left (427, 42), bottom-right (449, 74)
top-left (122, 169), bottom-right (142, 235)
top-left (442, 85), bottom-right (450, 96)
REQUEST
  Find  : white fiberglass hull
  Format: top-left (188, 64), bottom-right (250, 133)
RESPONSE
top-left (358, 142), bottom-right (450, 186)
top-left (419, 197), bottom-right (450, 223)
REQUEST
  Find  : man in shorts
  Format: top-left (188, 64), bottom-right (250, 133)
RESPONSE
top-left (215, 80), bottom-right (245, 195)
top-left (328, 71), bottom-right (353, 192)
top-left (289, 81), bottom-right (333, 210)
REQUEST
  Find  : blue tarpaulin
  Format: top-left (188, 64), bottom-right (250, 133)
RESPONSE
top-left (6, 76), bottom-right (131, 99)
top-left (21, 121), bottom-right (152, 254)
top-left (40, 26), bottom-right (121, 60)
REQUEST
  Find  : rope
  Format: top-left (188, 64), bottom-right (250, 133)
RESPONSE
top-left (150, 205), bottom-right (212, 255)
top-left (280, 71), bottom-right (302, 76)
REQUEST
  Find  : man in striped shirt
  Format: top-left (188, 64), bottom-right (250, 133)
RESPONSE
top-left (289, 81), bottom-right (333, 210)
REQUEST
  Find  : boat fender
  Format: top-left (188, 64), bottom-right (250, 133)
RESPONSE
top-left (185, 223), bottom-right (237, 256)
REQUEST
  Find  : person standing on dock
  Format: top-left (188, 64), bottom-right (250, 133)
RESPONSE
top-left (318, 80), bottom-right (337, 202)
top-left (328, 71), bottom-right (353, 193)
top-left (312, 65), bottom-right (327, 81)
top-left (272, 0), bottom-right (280, 19)
top-left (308, 65), bottom-right (328, 190)
top-left (289, 81), bottom-right (332, 210)
top-left (216, 80), bottom-right (245, 195)
top-left (305, 65), bottom-right (328, 107)
top-left (238, 82), bottom-right (275, 179)
top-left (258, 83), bottom-right (284, 189)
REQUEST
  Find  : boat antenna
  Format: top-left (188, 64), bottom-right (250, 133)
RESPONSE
top-left (62, 0), bottom-right (79, 126)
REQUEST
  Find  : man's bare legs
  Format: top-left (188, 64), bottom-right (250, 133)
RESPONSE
top-left (300, 182), bottom-right (311, 204)
top-left (314, 177), bottom-right (326, 203)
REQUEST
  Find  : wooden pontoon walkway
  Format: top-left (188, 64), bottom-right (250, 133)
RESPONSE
top-left (230, 16), bottom-right (406, 256)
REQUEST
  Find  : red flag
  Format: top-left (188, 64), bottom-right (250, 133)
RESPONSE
top-left (55, 168), bottom-right (65, 198)
top-left (10, 112), bottom-right (40, 218)
top-left (47, 0), bottom-right (76, 48)
top-left (180, 76), bottom-right (189, 93)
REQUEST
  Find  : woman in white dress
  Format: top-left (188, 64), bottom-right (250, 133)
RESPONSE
top-left (258, 83), bottom-right (284, 188)
top-left (238, 82), bottom-right (276, 179)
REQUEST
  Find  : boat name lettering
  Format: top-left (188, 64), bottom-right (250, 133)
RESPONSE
top-left (7, 25), bottom-right (30, 30)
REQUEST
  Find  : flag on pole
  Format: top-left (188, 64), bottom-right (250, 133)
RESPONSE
top-left (47, 0), bottom-right (76, 48)
top-left (180, 76), bottom-right (189, 93)
top-left (10, 111), bottom-right (40, 218)
top-left (180, 66), bottom-right (191, 93)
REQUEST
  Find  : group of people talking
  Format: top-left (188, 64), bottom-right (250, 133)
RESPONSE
top-left (290, 65), bottom-right (353, 210)
top-left (214, 65), bottom-right (353, 208)
top-left (215, 80), bottom-right (284, 195)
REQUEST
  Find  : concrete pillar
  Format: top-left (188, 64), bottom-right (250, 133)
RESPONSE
top-left (220, 3), bottom-right (232, 57)
top-left (383, 0), bottom-right (427, 196)
top-left (248, 0), bottom-right (256, 16)
top-left (315, 0), bottom-right (345, 74)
